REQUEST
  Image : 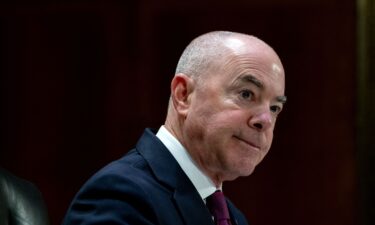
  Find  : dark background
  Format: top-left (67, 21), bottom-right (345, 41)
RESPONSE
top-left (0, 0), bottom-right (360, 225)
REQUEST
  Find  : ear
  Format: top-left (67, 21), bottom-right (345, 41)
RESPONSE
top-left (170, 73), bottom-right (194, 117)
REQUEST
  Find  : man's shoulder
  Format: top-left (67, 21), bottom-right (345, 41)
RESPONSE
top-left (83, 149), bottom-right (156, 191)
top-left (62, 149), bottom-right (170, 225)
top-left (98, 149), bottom-right (150, 177)
top-left (78, 146), bottom-right (178, 201)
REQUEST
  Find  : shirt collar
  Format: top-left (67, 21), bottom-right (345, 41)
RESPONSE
top-left (156, 126), bottom-right (218, 200)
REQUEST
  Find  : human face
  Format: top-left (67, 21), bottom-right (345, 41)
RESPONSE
top-left (182, 41), bottom-right (286, 184)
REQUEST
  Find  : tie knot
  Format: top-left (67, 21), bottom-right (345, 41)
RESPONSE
top-left (206, 190), bottom-right (231, 222)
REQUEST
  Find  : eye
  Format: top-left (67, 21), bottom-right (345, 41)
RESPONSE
top-left (239, 90), bottom-right (253, 100)
top-left (270, 105), bottom-right (282, 114)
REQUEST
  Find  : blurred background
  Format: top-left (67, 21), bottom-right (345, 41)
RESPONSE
top-left (0, 0), bottom-right (374, 224)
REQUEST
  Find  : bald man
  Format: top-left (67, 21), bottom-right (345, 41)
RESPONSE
top-left (62, 31), bottom-right (286, 225)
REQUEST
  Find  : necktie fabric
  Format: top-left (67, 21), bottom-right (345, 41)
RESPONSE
top-left (206, 190), bottom-right (232, 225)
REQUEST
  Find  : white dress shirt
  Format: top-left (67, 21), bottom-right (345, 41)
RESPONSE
top-left (156, 126), bottom-right (219, 201)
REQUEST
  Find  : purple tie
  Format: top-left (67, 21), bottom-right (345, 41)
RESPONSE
top-left (206, 191), bottom-right (232, 225)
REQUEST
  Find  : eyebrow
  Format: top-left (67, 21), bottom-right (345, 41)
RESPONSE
top-left (277, 96), bottom-right (287, 104)
top-left (240, 74), bottom-right (264, 89)
top-left (239, 74), bottom-right (287, 104)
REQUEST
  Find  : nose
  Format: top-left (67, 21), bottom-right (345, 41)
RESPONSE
top-left (248, 109), bottom-right (273, 131)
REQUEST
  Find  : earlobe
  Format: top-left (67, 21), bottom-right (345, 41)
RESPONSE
top-left (170, 74), bottom-right (194, 117)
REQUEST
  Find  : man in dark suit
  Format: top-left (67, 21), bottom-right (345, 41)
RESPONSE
top-left (62, 31), bottom-right (286, 225)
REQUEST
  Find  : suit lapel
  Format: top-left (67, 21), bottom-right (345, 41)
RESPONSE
top-left (136, 129), bottom-right (214, 225)
top-left (227, 199), bottom-right (241, 225)
top-left (173, 188), bottom-right (214, 225)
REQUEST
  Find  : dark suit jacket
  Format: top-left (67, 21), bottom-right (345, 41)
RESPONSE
top-left (62, 129), bottom-right (249, 225)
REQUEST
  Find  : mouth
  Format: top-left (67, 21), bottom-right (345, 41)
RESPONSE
top-left (233, 136), bottom-right (261, 151)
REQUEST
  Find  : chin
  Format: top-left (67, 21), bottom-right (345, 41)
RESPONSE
top-left (222, 157), bottom-right (259, 180)
top-left (242, 159), bottom-right (260, 174)
top-left (239, 158), bottom-right (258, 174)
top-left (240, 167), bottom-right (256, 177)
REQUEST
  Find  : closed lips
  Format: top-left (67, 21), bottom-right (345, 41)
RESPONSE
top-left (233, 136), bottom-right (260, 150)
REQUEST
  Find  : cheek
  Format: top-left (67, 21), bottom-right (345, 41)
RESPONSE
top-left (192, 106), bottom-right (239, 129)
top-left (264, 128), bottom-right (274, 148)
top-left (187, 112), bottom-right (240, 156)
top-left (202, 116), bottom-right (243, 145)
top-left (209, 110), bottom-right (246, 127)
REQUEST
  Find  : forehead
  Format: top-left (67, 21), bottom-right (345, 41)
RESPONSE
top-left (213, 49), bottom-right (285, 93)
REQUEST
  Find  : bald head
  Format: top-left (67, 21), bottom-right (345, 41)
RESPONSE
top-left (175, 31), bottom-right (283, 80)
top-left (166, 31), bottom-right (286, 184)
